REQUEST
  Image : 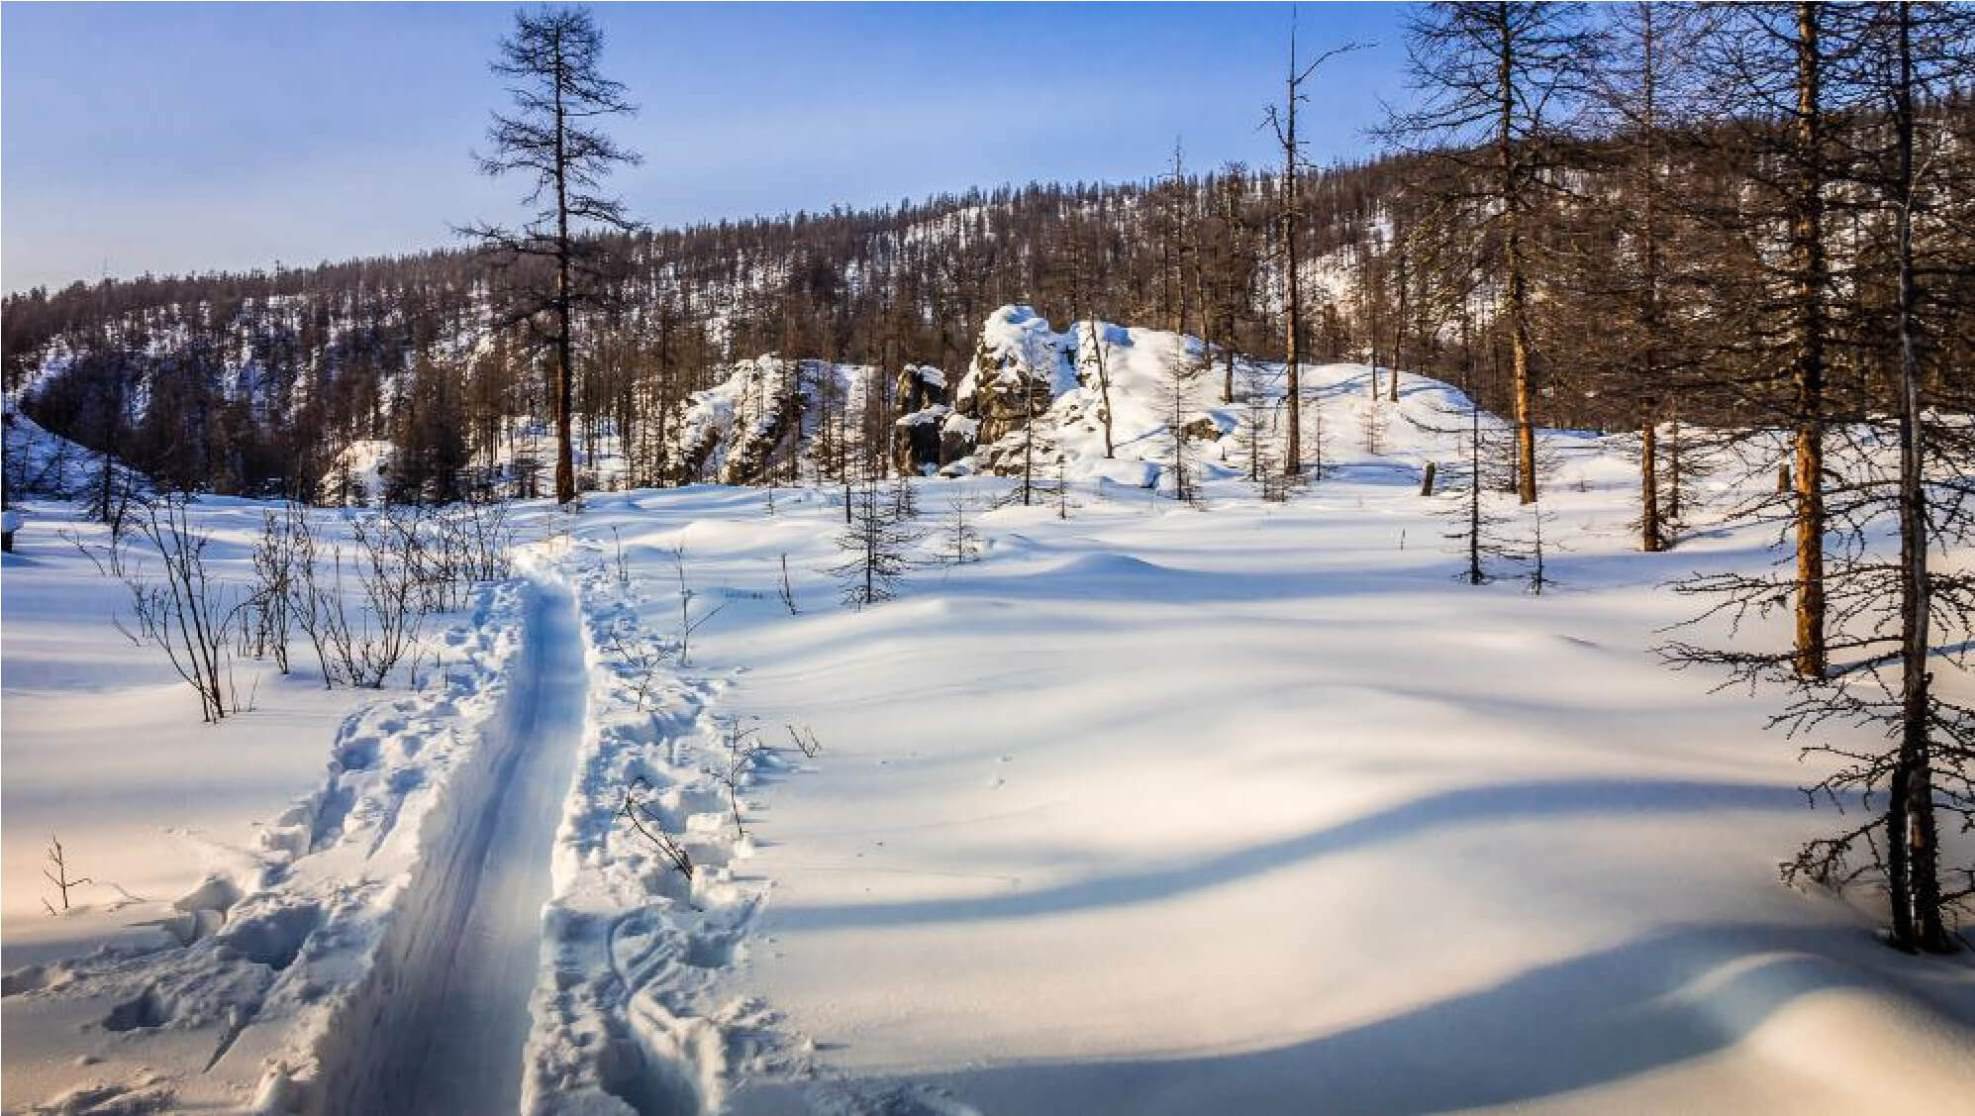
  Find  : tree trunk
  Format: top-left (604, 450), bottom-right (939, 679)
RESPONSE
top-left (1666, 413), bottom-right (1683, 522)
top-left (1641, 422), bottom-right (1662, 552)
top-left (1790, 1), bottom-right (1827, 679)
top-left (1638, 6), bottom-right (1665, 553)
top-left (1390, 238), bottom-right (1408, 403)
top-left (1499, 5), bottom-right (1539, 505)
top-left (1283, 118), bottom-right (1303, 476)
top-left (1887, 0), bottom-right (1949, 953)
top-left (551, 33), bottom-right (578, 506)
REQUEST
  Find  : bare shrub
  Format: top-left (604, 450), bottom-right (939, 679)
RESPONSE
top-left (115, 496), bottom-right (242, 723)
top-left (786, 723), bottom-right (823, 759)
top-left (42, 836), bottom-right (92, 915)
top-left (248, 505), bottom-right (306, 673)
top-left (619, 776), bottom-right (694, 881)
top-left (301, 509), bottom-right (427, 689)
top-left (602, 619), bottom-right (669, 711)
top-left (777, 553), bottom-right (799, 614)
top-left (711, 720), bottom-right (765, 839)
top-left (669, 545), bottom-right (724, 665)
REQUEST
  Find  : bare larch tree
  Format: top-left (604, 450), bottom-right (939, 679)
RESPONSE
top-left (463, 6), bottom-right (642, 506)
top-left (1386, 1), bottom-right (1596, 506)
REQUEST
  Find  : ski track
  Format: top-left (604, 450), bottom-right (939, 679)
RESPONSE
top-left (379, 579), bottom-right (587, 1115)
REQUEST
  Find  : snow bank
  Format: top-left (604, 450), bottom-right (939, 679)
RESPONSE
top-left (520, 531), bottom-right (811, 1114)
top-left (2, 580), bottom-right (530, 1113)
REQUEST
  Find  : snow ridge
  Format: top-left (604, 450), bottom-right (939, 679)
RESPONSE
top-left (521, 536), bottom-right (809, 1115)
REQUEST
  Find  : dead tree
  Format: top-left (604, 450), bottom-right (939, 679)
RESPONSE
top-left (1077, 321), bottom-right (1117, 459)
top-left (1265, 16), bottom-right (1368, 479)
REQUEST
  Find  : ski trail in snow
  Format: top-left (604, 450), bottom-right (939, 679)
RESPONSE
top-left (385, 579), bottom-right (587, 1115)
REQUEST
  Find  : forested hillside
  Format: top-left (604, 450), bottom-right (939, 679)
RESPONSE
top-left (3, 4), bottom-right (1972, 517)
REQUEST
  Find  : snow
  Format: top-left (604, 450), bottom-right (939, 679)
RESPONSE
top-left (1, 500), bottom-right (530, 1112)
top-left (392, 580), bottom-right (586, 1115)
top-left (7, 327), bottom-right (1975, 1112)
top-left (325, 439), bottom-right (395, 505)
top-left (520, 531), bottom-right (788, 1115)
top-left (3, 403), bottom-right (130, 504)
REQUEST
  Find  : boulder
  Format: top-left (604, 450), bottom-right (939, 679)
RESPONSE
top-left (893, 404), bottom-right (952, 475)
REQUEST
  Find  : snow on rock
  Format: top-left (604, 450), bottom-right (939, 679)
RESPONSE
top-left (324, 439), bottom-right (395, 506)
top-left (674, 357), bottom-right (899, 487)
top-left (953, 305), bottom-right (1069, 451)
top-left (947, 304), bottom-right (1469, 492)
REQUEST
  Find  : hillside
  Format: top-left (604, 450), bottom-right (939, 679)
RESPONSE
top-left (0, 150), bottom-right (1488, 504)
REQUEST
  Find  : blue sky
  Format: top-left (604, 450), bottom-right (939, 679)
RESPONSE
top-left (2, 3), bottom-right (1413, 294)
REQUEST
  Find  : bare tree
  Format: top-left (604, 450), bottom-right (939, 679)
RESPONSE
top-left (1385, 1), bottom-right (1597, 505)
top-left (1164, 342), bottom-right (1206, 505)
top-left (1239, 362), bottom-right (1278, 486)
top-left (1675, 3), bottom-right (1858, 680)
top-left (1588, 3), bottom-right (1704, 552)
top-left (1265, 16), bottom-right (1368, 478)
top-left (937, 486), bottom-right (983, 565)
top-left (1076, 321), bottom-right (1117, 459)
top-left (462, 6), bottom-right (642, 506)
top-left (1693, 0), bottom-right (1975, 956)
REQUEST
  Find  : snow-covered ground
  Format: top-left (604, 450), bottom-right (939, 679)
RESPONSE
top-left (6, 356), bottom-right (1975, 1114)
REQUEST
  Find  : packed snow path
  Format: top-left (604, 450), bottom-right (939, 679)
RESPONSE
top-left (380, 580), bottom-right (586, 1115)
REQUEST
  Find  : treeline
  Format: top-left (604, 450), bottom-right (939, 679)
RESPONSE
top-left (2, 3), bottom-right (1971, 512)
top-left (0, 158), bottom-right (1399, 501)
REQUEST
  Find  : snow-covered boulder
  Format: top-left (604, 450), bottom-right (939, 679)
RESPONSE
top-left (894, 404), bottom-right (952, 474)
top-left (953, 306), bottom-right (1073, 447)
top-left (896, 364), bottom-right (946, 412)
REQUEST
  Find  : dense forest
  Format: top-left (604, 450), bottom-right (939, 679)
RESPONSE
top-left (3, 3), bottom-right (1972, 513)
top-left (0, 159), bottom-right (1406, 500)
